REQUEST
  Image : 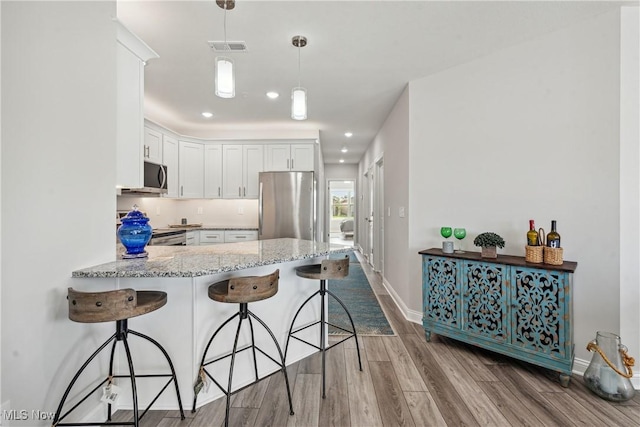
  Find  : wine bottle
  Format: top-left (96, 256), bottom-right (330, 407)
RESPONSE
top-left (547, 220), bottom-right (561, 248)
top-left (527, 220), bottom-right (538, 246)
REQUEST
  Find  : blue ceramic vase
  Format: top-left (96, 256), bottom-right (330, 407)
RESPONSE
top-left (117, 205), bottom-right (152, 258)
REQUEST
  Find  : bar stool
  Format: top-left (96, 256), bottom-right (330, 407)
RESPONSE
top-left (285, 255), bottom-right (362, 398)
top-left (192, 269), bottom-right (294, 427)
top-left (52, 288), bottom-right (185, 427)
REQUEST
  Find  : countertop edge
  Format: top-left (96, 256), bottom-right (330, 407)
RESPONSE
top-left (72, 245), bottom-right (352, 278)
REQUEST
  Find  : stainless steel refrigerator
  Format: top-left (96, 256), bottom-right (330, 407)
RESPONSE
top-left (258, 171), bottom-right (315, 240)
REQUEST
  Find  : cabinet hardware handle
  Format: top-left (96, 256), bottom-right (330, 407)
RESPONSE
top-left (218, 187), bottom-right (221, 197)
top-left (239, 186), bottom-right (241, 197)
top-left (236, 236), bottom-right (246, 238)
top-left (287, 159), bottom-right (290, 169)
top-left (181, 185), bottom-right (183, 196)
top-left (243, 187), bottom-right (246, 197)
top-left (291, 159), bottom-right (294, 169)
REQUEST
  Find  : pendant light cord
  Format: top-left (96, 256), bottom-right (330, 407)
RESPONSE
top-left (297, 42), bottom-right (301, 87)
top-left (223, 3), bottom-right (227, 45)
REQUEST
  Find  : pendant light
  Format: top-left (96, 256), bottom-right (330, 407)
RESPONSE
top-left (291, 35), bottom-right (307, 120)
top-left (215, 0), bottom-right (235, 98)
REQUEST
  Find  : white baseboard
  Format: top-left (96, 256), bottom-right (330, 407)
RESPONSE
top-left (380, 277), bottom-right (422, 325)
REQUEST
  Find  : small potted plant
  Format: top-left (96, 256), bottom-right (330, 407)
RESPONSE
top-left (473, 232), bottom-right (505, 258)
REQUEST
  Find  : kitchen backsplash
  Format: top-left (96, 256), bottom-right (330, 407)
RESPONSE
top-left (117, 197), bottom-right (259, 229)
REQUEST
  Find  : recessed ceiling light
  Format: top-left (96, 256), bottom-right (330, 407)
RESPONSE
top-left (341, 146), bottom-right (348, 153)
top-left (339, 159), bottom-right (345, 163)
top-left (202, 112), bottom-right (213, 118)
top-left (344, 132), bottom-right (353, 138)
top-left (266, 91), bottom-right (279, 99)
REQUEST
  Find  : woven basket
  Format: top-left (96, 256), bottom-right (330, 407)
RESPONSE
top-left (525, 245), bottom-right (543, 264)
top-left (544, 247), bottom-right (563, 265)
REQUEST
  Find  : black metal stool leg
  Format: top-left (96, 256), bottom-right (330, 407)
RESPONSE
top-left (284, 289), bottom-right (321, 361)
top-left (326, 289), bottom-right (363, 371)
top-left (51, 333), bottom-right (117, 426)
top-left (129, 330), bottom-right (185, 420)
top-left (107, 338), bottom-right (118, 422)
top-left (120, 333), bottom-right (139, 427)
top-left (247, 315), bottom-right (259, 382)
top-left (248, 311), bottom-right (295, 416)
top-left (225, 310), bottom-right (245, 427)
top-left (320, 279), bottom-right (327, 398)
top-left (192, 311), bottom-right (240, 413)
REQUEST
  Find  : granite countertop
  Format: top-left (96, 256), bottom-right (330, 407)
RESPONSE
top-left (73, 238), bottom-right (352, 278)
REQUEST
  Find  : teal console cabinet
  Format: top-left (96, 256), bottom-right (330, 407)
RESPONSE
top-left (419, 248), bottom-right (577, 387)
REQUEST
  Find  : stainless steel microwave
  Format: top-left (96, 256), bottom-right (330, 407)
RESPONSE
top-left (120, 162), bottom-right (168, 195)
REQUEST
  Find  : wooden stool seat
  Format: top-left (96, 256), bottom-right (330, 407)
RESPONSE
top-left (294, 256), bottom-right (349, 280)
top-left (53, 288), bottom-right (184, 427)
top-left (194, 269), bottom-right (294, 427)
top-left (208, 270), bottom-right (279, 304)
top-left (68, 288), bottom-right (167, 323)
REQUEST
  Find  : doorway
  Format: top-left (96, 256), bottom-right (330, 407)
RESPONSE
top-left (328, 180), bottom-right (356, 247)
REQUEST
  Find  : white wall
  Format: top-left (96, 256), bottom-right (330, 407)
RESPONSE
top-left (1, 1), bottom-right (117, 423)
top-left (408, 9), bottom-right (624, 366)
top-left (324, 163), bottom-right (358, 182)
top-left (619, 6), bottom-right (640, 387)
top-left (359, 7), bottom-right (639, 376)
top-left (358, 88), bottom-right (411, 310)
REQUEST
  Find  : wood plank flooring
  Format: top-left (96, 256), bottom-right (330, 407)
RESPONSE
top-left (115, 252), bottom-right (639, 426)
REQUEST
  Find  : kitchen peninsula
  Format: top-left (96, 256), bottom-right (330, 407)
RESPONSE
top-left (72, 238), bottom-right (351, 412)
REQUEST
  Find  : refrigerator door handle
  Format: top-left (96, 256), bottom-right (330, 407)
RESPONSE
top-left (258, 182), bottom-right (263, 236)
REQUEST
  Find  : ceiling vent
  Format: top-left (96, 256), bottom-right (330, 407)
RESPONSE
top-left (208, 41), bottom-right (248, 52)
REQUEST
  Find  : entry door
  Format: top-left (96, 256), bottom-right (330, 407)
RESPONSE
top-left (362, 170), bottom-right (370, 262)
top-left (375, 159), bottom-right (384, 274)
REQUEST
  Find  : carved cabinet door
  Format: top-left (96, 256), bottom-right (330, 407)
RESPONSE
top-left (424, 257), bottom-right (461, 328)
top-left (461, 261), bottom-right (509, 343)
top-left (510, 267), bottom-right (568, 358)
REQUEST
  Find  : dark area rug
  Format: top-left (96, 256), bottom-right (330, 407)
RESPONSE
top-left (328, 251), bottom-right (395, 336)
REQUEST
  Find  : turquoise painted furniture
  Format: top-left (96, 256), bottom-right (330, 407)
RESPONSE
top-left (419, 248), bottom-right (578, 387)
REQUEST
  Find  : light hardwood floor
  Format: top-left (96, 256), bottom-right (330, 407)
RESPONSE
top-left (115, 252), bottom-right (640, 426)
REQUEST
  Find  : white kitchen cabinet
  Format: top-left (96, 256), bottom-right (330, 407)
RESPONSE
top-left (179, 141), bottom-right (204, 198)
top-left (290, 144), bottom-right (314, 171)
top-left (204, 145), bottom-right (223, 199)
top-left (264, 144), bottom-right (291, 171)
top-left (224, 230), bottom-right (258, 242)
top-left (186, 230), bottom-right (199, 246)
top-left (264, 144), bottom-right (314, 172)
top-left (144, 127), bottom-right (163, 164)
top-left (115, 22), bottom-right (158, 189)
top-left (162, 134), bottom-right (179, 198)
top-left (222, 145), bottom-right (263, 199)
top-left (199, 230), bottom-right (224, 245)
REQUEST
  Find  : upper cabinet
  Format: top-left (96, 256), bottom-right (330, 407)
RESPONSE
top-left (115, 21), bottom-right (158, 189)
top-left (264, 143), bottom-right (314, 172)
top-left (144, 127), bottom-right (163, 164)
top-left (179, 141), bottom-right (204, 198)
top-left (162, 134), bottom-right (179, 198)
top-left (222, 145), bottom-right (263, 198)
top-left (204, 144), bottom-right (223, 199)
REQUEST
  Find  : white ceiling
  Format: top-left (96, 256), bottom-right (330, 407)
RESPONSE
top-left (117, 1), bottom-right (630, 164)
